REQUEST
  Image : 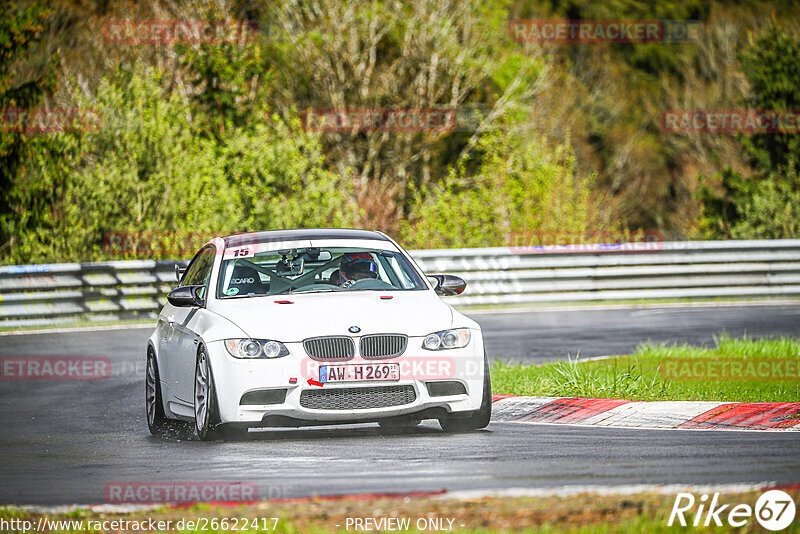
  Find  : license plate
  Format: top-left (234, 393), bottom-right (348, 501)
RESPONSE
top-left (319, 363), bottom-right (400, 383)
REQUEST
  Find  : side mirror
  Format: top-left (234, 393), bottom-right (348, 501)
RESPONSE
top-left (428, 274), bottom-right (467, 296)
top-left (167, 285), bottom-right (205, 307)
top-left (174, 263), bottom-right (187, 282)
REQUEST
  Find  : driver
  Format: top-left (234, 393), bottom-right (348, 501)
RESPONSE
top-left (339, 252), bottom-right (378, 288)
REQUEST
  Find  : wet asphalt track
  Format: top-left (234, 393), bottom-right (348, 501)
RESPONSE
top-left (1, 304), bottom-right (799, 505)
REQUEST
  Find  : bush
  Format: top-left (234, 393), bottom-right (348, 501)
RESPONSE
top-left (696, 25), bottom-right (800, 240)
top-left (7, 67), bottom-right (352, 263)
top-left (401, 127), bottom-right (598, 249)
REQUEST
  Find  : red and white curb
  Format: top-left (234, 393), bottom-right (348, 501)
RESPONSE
top-left (491, 395), bottom-right (800, 431)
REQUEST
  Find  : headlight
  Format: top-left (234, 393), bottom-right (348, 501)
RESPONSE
top-left (224, 339), bottom-right (289, 359)
top-left (422, 328), bottom-right (471, 350)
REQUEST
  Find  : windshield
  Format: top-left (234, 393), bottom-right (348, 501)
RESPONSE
top-left (217, 247), bottom-right (426, 298)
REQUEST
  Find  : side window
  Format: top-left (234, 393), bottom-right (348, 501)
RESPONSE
top-left (181, 246), bottom-right (216, 298)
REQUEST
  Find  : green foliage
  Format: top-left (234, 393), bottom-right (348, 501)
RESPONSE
top-left (695, 167), bottom-right (749, 239)
top-left (176, 19), bottom-right (269, 138)
top-left (401, 127), bottom-right (595, 249)
top-left (729, 167), bottom-right (800, 239)
top-left (5, 0), bottom-right (800, 263)
top-left (697, 25), bottom-right (800, 239)
top-left (0, 0), bottom-right (59, 258)
top-left (9, 67), bottom-right (351, 263)
top-left (739, 25), bottom-right (800, 174)
top-left (223, 113), bottom-right (354, 232)
top-left (530, 0), bottom-right (709, 75)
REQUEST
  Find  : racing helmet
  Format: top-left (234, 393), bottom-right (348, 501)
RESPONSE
top-left (339, 252), bottom-right (378, 282)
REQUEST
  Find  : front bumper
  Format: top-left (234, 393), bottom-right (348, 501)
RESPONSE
top-left (206, 334), bottom-right (485, 425)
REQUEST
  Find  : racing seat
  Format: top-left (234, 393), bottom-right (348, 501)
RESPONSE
top-left (327, 269), bottom-right (341, 285)
top-left (228, 265), bottom-right (266, 295)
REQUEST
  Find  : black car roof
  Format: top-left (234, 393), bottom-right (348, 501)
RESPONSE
top-left (222, 229), bottom-right (389, 248)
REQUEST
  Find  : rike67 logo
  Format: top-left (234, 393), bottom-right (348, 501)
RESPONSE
top-left (669, 490), bottom-right (797, 531)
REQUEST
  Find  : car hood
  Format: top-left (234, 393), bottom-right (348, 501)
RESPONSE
top-left (209, 291), bottom-right (456, 341)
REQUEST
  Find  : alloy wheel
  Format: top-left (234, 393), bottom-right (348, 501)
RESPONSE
top-left (194, 349), bottom-right (209, 431)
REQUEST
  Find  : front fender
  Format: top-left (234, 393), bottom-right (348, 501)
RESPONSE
top-left (186, 309), bottom-right (249, 343)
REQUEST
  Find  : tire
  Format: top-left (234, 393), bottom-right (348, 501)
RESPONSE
top-left (146, 348), bottom-right (169, 436)
top-left (193, 346), bottom-right (250, 441)
top-left (439, 354), bottom-right (492, 433)
top-left (194, 345), bottom-right (224, 441)
top-left (194, 345), bottom-right (249, 441)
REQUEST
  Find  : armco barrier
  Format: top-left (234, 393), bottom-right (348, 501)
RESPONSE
top-left (1, 240), bottom-right (799, 327)
top-left (0, 260), bottom-right (188, 328)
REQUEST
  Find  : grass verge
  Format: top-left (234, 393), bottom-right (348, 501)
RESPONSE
top-left (492, 335), bottom-right (800, 402)
top-left (2, 488), bottom-right (798, 533)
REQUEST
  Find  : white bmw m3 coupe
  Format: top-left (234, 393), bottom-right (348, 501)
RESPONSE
top-left (146, 229), bottom-right (491, 440)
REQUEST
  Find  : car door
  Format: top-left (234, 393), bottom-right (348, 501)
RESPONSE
top-left (171, 245), bottom-right (216, 403)
top-left (158, 260), bottom-right (199, 400)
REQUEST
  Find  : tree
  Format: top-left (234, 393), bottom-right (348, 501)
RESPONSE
top-left (265, 0), bottom-right (546, 232)
top-left (176, 11), bottom-right (266, 139)
top-left (401, 123), bottom-right (599, 249)
top-left (697, 25), bottom-right (800, 239)
top-left (14, 66), bottom-right (352, 263)
top-left (738, 25), bottom-right (800, 175)
top-left (0, 0), bottom-right (59, 259)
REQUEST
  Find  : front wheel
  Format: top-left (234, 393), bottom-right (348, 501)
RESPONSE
top-left (194, 346), bottom-right (222, 441)
top-left (439, 355), bottom-right (492, 433)
top-left (194, 346), bottom-right (249, 441)
top-left (146, 348), bottom-right (169, 435)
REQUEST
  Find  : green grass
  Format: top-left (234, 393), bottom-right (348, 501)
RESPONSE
top-left (492, 334), bottom-right (800, 402)
top-left (4, 490), bottom-right (798, 533)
